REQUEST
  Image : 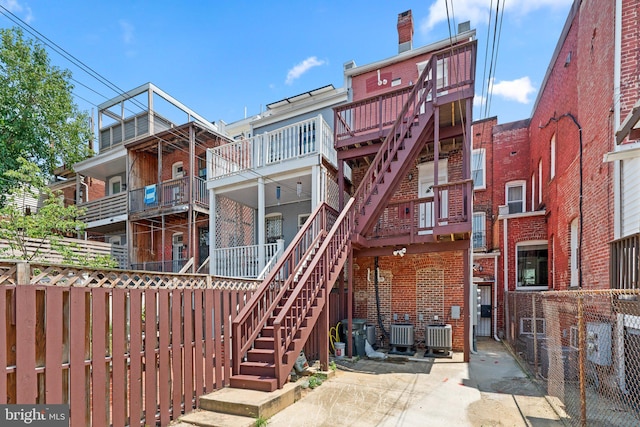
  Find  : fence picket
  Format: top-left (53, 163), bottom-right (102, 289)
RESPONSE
top-left (16, 285), bottom-right (36, 403)
top-left (204, 290), bottom-right (215, 391)
top-left (0, 286), bottom-right (7, 404)
top-left (129, 289), bottom-right (143, 426)
top-left (112, 290), bottom-right (126, 427)
top-left (70, 288), bottom-right (87, 427)
top-left (144, 289), bottom-right (158, 426)
top-left (45, 287), bottom-right (63, 404)
top-left (171, 289), bottom-right (182, 417)
top-left (184, 288), bottom-right (194, 410)
top-left (193, 289), bottom-right (204, 404)
top-left (158, 290), bottom-right (170, 426)
top-left (91, 288), bottom-right (108, 425)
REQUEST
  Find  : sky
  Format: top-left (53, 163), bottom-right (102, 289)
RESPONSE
top-left (0, 0), bottom-right (575, 130)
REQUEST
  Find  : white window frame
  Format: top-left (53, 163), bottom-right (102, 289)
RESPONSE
top-left (515, 240), bottom-right (549, 291)
top-left (472, 148), bottom-right (486, 190)
top-left (417, 58), bottom-right (448, 90)
top-left (550, 134), bottom-right (556, 179)
top-left (265, 213), bottom-right (283, 243)
top-left (531, 173), bottom-right (535, 212)
top-left (108, 175), bottom-right (122, 196)
top-left (538, 160), bottom-right (543, 205)
top-left (472, 212), bottom-right (486, 250)
top-left (298, 213), bottom-right (311, 230)
top-left (570, 218), bottom-right (579, 288)
top-left (172, 162), bottom-right (184, 179)
top-left (506, 180), bottom-right (526, 214)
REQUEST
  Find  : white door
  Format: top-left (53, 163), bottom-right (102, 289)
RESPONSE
top-left (172, 162), bottom-right (184, 202)
top-left (418, 160), bottom-right (448, 233)
top-left (478, 285), bottom-right (492, 337)
top-left (172, 233), bottom-right (184, 272)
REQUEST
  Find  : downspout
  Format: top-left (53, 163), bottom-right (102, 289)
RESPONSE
top-left (540, 113), bottom-right (583, 287)
top-left (374, 256), bottom-right (390, 341)
top-left (503, 216), bottom-right (509, 340)
top-left (493, 253), bottom-right (500, 342)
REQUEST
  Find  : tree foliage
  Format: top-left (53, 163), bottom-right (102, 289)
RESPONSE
top-left (0, 27), bottom-right (91, 198)
top-left (0, 158), bottom-right (116, 268)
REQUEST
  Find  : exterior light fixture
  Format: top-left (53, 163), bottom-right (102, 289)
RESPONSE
top-left (297, 182), bottom-right (302, 197)
top-left (276, 186), bottom-right (281, 203)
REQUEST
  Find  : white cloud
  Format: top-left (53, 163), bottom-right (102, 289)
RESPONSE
top-left (473, 94), bottom-right (485, 107)
top-left (1, 0), bottom-right (33, 23)
top-left (490, 76), bottom-right (535, 104)
top-left (285, 56), bottom-right (325, 85)
top-left (119, 20), bottom-right (135, 44)
top-left (420, 0), bottom-right (573, 34)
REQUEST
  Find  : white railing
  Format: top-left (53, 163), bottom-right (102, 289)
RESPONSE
top-left (78, 192), bottom-right (127, 224)
top-left (257, 242), bottom-right (285, 280)
top-left (208, 115), bottom-right (336, 179)
top-left (212, 242), bottom-right (281, 278)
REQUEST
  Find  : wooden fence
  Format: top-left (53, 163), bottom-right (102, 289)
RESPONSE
top-left (0, 261), bottom-right (258, 427)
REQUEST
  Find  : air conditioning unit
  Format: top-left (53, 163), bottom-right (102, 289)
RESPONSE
top-left (389, 324), bottom-right (414, 355)
top-left (425, 324), bottom-right (452, 357)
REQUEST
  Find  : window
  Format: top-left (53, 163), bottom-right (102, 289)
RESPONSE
top-left (172, 162), bottom-right (184, 179)
top-left (472, 212), bottom-right (486, 250)
top-left (417, 58), bottom-right (448, 89)
top-left (472, 149), bottom-right (486, 190)
top-left (108, 176), bottom-right (122, 196)
top-left (550, 134), bottom-right (556, 179)
top-left (298, 213), bottom-right (311, 230)
top-left (506, 181), bottom-right (525, 214)
top-left (538, 160), bottom-right (543, 205)
top-left (570, 218), bottom-right (579, 288)
top-left (516, 242), bottom-right (548, 289)
top-left (531, 174), bottom-right (535, 212)
top-left (265, 213), bottom-right (283, 243)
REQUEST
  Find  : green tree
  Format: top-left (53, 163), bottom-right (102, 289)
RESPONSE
top-left (0, 158), bottom-right (116, 268)
top-left (0, 27), bottom-right (91, 200)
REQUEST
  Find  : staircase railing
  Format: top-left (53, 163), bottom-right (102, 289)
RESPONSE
top-left (231, 202), bottom-right (338, 375)
top-left (273, 198), bottom-right (354, 386)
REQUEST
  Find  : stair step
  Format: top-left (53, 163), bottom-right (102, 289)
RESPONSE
top-left (254, 337), bottom-right (275, 350)
top-left (261, 326), bottom-right (274, 337)
top-left (178, 410), bottom-right (255, 427)
top-left (228, 374), bottom-right (278, 393)
top-left (198, 381), bottom-right (301, 418)
top-left (239, 361), bottom-right (276, 377)
top-left (247, 348), bottom-right (275, 363)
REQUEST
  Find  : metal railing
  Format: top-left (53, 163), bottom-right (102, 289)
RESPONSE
top-left (610, 232), bottom-right (639, 289)
top-left (129, 176), bottom-right (209, 214)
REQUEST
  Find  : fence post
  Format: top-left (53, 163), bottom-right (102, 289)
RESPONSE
top-left (532, 293), bottom-right (538, 374)
top-left (578, 294), bottom-right (587, 427)
top-left (16, 262), bottom-right (30, 285)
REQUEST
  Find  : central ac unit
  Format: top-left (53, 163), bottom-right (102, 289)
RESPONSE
top-left (425, 324), bottom-right (452, 357)
top-left (389, 324), bottom-right (414, 355)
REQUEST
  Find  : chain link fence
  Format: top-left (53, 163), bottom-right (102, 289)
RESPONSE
top-left (506, 289), bottom-right (640, 426)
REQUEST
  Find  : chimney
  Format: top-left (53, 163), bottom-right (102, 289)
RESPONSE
top-left (397, 10), bottom-right (413, 54)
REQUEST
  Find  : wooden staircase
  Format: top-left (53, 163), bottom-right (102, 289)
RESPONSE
top-left (229, 44), bottom-right (459, 392)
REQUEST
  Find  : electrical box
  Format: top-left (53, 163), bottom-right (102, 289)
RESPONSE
top-left (586, 322), bottom-right (612, 366)
top-left (451, 305), bottom-right (461, 320)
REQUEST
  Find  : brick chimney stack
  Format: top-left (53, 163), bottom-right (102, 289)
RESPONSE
top-left (397, 10), bottom-right (414, 54)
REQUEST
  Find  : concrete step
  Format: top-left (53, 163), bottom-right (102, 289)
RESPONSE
top-left (177, 409), bottom-right (255, 427)
top-left (199, 381), bottom-right (301, 419)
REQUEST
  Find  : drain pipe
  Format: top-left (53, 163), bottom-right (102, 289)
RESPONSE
top-left (374, 257), bottom-right (390, 342)
top-left (493, 254), bottom-right (501, 342)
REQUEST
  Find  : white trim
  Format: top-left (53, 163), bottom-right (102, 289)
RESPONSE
top-left (505, 180), bottom-right (526, 214)
top-left (603, 143), bottom-right (640, 162)
top-left (172, 162), bottom-right (184, 179)
top-left (570, 218), bottom-right (579, 288)
top-left (472, 148), bottom-right (486, 190)
top-left (538, 160), bottom-right (543, 206)
top-left (108, 175), bottom-right (122, 196)
top-left (550, 134), bottom-right (556, 179)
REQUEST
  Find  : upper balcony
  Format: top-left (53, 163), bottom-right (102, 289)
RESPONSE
top-left (129, 176), bottom-right (208, 218)
top-left (207, 114), bottom-right (350, 185)
top-left (77, 192), bottom-right (127, 229)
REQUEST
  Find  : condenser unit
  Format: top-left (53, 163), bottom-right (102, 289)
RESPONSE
top-left (425, 324), bottom-right (452, 357)
top-left (389, 324), bottom-right (414, 355)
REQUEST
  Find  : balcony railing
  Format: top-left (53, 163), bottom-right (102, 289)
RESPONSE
top-left (99, 112), bottom-right (173, 153)
top-left (610, 233), bottom-right (640, 289)
top-left (78, 192), bottom-right (127, 224)
top-left (334, 41), bottom-right (476, 147)
top-left (366, 180), bottom-right (472, 241)
top-left (208, 114), bottom-right (336, 180)
top-left (212, 242), bottom-right (281, 278)
top-left (130, 259), bottom-right (188, 273)
top-left (129, 176), bottom-right (208, 214)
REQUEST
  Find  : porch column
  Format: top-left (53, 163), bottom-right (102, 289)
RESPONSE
top-left (258, 177), bottom-right (266, 271)
top-left (209, 188), bottom-right (216, 275)
top-left (312, 165), bottom-right (321, 207)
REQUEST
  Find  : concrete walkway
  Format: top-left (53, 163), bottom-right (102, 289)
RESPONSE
top-left (266, 338), bottom-right (563, 426)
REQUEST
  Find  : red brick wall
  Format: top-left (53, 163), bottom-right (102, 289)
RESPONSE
top-left (353, 251), bottom-right (466, 352)
top-left (472, 117), bottom-right (498, 249)
top-left (620, 0), bottom-right (640, 133)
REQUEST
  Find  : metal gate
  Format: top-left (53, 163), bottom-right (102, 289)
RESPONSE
top-left (477, 285), bottom-right (492, 336)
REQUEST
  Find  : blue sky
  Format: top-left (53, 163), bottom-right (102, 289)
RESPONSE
top-left (0, 0), bottom-right (574, 128)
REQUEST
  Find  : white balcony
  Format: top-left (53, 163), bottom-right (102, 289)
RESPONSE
top-left (208, 115), bottom-right (348, 182)
top-left (211, 241), bottom-right (283, 279)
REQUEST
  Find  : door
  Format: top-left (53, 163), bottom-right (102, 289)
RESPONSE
top-left (198, 227), bottom-right (209, 269)
top-left (172, 233), bottom-right (185, 272)
top-left (478, 285), bottom-right (492, 337)
top-left (171, 162), bottom-right (184, 203)
top-left (418, 160), bottom-right (447, 233)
